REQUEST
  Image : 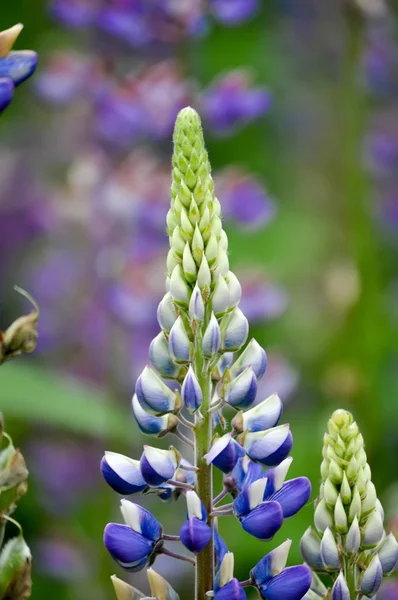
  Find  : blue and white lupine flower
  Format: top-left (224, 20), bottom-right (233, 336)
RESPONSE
top-left (149, 332), bottom-right (181, 379)
top-left (202, 312), bottom-right (221, 357)
top-left (136, 366), bottom-right (180, 415)
top-left (104, 501), bottom-right (162, 572)
top-left (169, 316), bottom-right (191, 363)
top-left (225, 366), bottom-right (257, 409)
top-left (250, 539), bottom-right (292, 583)
top-left (140, 446), bottom-right (180, 487)
top-left (180, 491), bottom-right (212, 553)
top-left (204, 434), bottom-right (245, 474)
top-left (101, 452), bottom-right (148, 495)
top-left (181, 365), bottom-right (203, 413)
top-left (232, 393), bottom-right (282, 433)
top-left (157, 292), bottom-right (178, 333)
top-left (189, 283), bottom-right (205, 322)
top-left (132, 394), bottom-right (179, 437)
top-left (221, 307), bottom-right (249, 351)
top-left (241, 424), bottom-right (293, 466)
top-left (214, 519), bottom-right (228, 571)
top-left (229, 338), bottom-right (267, 380)
top-left (229, 455), bottom-right (263, 492)
top-left (214, 553), bottom-right (245, 600)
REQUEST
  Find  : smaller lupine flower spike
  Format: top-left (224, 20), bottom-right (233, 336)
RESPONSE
top-left (135, 367), bottom-right (179, 415)
top-left (132, 394), bottom-right (179, 436)
top-left (181, 365), bottom-right (203, 413)
top-left (360, 554), bottom-right (383, 597)
top-left (149, 332), bottom-right (181, 379)
top-left (230, 338), bottom-right (267, 380)
top-left (331, 571), bottom-right (350, 600)
top-left (168, 316), bottom-right (191, 363)
top-left (232, 393), bottom-right (283, 433)
top-left (189, 284), bottom-right (205, 322)
top-left (378, 533), bottom-right (398, 575)
top-left (101, 452), bottom-right (147, 495)
top-left (202, 313), bottom-right (221, 357)
top-left (204, 434), bottom-right (245, 474)
top-left (104, 501), bottom-right (162, 572)
top-left (221, 307), bottom-right (249, 351)
top-left (157, 292), bottom-right (177, 333)
top-left (214, 553), bottom-right (245, 600)
top-left (140, 446), bottom-right (180, 487)
top-left (225, 366), bottom-right (257, 409)
top-left (320, 527), bottom-right (340, 571)
top-left (147, 568), bottom-right (179, 600)
top-left (240, 424), bottom-right (293, 466)
top-left (180, 491), bottom-right (212, 553)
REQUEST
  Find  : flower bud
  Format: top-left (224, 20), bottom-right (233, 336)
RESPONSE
top-left (328, 459), bottom-right (343, 485)
top-left (169, 264), bottom-right (190, 306)
top-left (345, 515), bottom-right (360, 554)
top-left (225, 271), bottom-right (242, 308)
top-left (147, 568), bottom-right (179, 600)
top-left (180, 492), bottom-right (212, 553)
top-left (197, 255), bottom-right (211, 289)
top-left (169, 316), bottom-right (191, 363)
top-left (360, 554), bottom-right (383, 597)
top-left (348, 486), bottom-right (361, 522)
top-left (181, 365), bottom-right (203, 413)
top-left (212, 275), bottom-right (230, 316)
top-left (331, 572), bottom-right (350, 600)
top-left (140, 446), bottom-right (180, 487)
top-left (204, 434), bottom-right (245, 474)
top-left (101, 452), bottom-right (147, 495)
top-left (192, 224), bottom-right (204, 265)
top-left (320, 527), bottom-right (340, 570)
top-left (132, 394), bottom-right (178, 436)
top-left (221, 307), bottom-right (249, 351)
top-left (202, 313), bottom-right (221, 357)
top-left (324, 478), bottom-right (338, 508)
top-left (225, 366), bottom-right (257, 410)
top-left (183, 243), bottom-right (197, 283)
top-left (242, 424), bottom-right (293, 467)
top-left (378, 532), bottom-right (398, 575)
top-left (189, 283), bottom-right (205, 322)
top-left (340, 472), bottom-right (351, 505)
top-left (334, 495), bottom-right (348, 533)
top-left (362, 509), bottom-right (384, 549)
top-left (300, 527), bottom-right (324, 571)
top-left (111, 575), bottom-right (141, 600)
top-left (205, 233), bottom-right (218, 266)
top-left (136, 366), bottom-right (178, 415)
top-left (361, 480), bottom-right (377, 516)
top-left (149, 332), bottom-right (180, 379)
top-left (230, 338), bottom-right (267, 381)
top-left (157, 292), bottom-right (177, 333)
top-left (314, 499), bottom-right (333, 533)
top-left (214, 246), bottom-right (229, 278)
top-left (232, 393), bottom-right (282, 433)
top-left (104, 521), bottom-right (158, 572)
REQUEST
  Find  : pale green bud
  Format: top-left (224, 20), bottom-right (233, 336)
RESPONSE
top-left (340, 472), bottom-right (351, 504)
top-left (192, 224), bottom-right (204, 265)
top-left (324, 478), bottom-right (338, 508)
top-left (166, 209), bottom-right (178, 234)
top-left (167, 249), bottom-right (180, 273)
top-left (345, 515), bottom-right (360, 554)
top-left (361, 480), bottom-right (377, 516)
top-left (320, 459), bottom-right (329, 481)
top-left (346, 455), bottom-right (358, 482)
top-left (169, 265), bottom-right (190, 306)
top-left (212, 275), bottom-right (230, 317)
top-left (334, 495), bottom-right (348, 533)
top-left (329, 459), bottom-right (343, 485)
top-left (320, 527), bottom-right (340, 570)
top-left (314, 498), bottom-right (333, 533)
top-left (182, 243), bottom-right (197, 283)
top-left (180, 207), bottom-right (194, 240)
top-left (197, 256), bottom-right (211, 290)
top-left (199, 206), bottom-right (211, 236)
top-left (157, 292), bottom-right (177, 333)
top-left (171, 226), bottom-right (185, 256)
top-left (225, 271), bottom-right (242, 307)
top-left (214, 246), bottom-right (230, 279)
top-left (348, 486), bottom-right (362, 522)
top-left (189, 197), bottom-right (200, 224)
top-left (362, 509), bottom-right (384, 549)
top-left (111, 575), bottom-right (139, 600)
top-left (211, 215), bottom-right (222, 238)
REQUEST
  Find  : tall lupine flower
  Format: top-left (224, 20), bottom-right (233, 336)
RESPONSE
top-left (301, 409), bottom-right (398, 599)
top-left (0, 24), bottom-right (38, 114)
top-left (102, 108), bottom-right (311, 599)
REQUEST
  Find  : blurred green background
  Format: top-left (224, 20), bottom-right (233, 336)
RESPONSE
top-left (1, 1), bottom-right (397, 599)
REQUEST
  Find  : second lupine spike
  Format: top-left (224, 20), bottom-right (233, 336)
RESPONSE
top-left (301, 409), bottom-right (398, 599)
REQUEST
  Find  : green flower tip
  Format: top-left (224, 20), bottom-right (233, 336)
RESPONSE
top-left (330, 409), bottom-right (353, 429)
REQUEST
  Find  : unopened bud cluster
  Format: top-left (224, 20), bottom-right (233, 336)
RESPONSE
top-left (101, 108), bottom-right (312, 600)
top-left (301, 409), bottom-right (398, 599)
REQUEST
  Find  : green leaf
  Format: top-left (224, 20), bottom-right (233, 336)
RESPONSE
top-left (0, 535), bottom-right (31, 599)
top-left (0, 362), bottom-right (132, 441)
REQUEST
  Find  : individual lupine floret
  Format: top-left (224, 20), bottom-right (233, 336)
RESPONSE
top-left (213, 553), bottom-right (245, 600)
top-left (301, 409), bottom-right (398, 598)
top-left (240, 423), bottom-right (293, 466)
top-left (101, 452), bottom-right (148, 495)
top-left (232, 393), bottom-right (283, 433)
top-left (140, 446), bottom-right (180, 487)
top-left (135, 367), bottom-right (181, 415)
top-left (180, 491), bottom-right (212, 553)
top-left (0, 24), bottom-right (38, 114)
top-left (132, 394), bottom-right (179, 436)
top-left (204, 434), bottom-right (245, 473)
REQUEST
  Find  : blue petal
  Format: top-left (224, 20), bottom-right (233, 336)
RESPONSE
top-left (132, 393), bottom-right (168, 435)
top-left (135, 504), bottom-right (162, 541)
top-left (0, 51), bottom-right (38, 86)
top-left (231, 456), bottom-right (263, 491)
top-left (214, 524), bottom-right (229, 572)
top-left (240, 501), bottom-right (283, 540)
top-left (254, 431), bottom-right (293, 467)
top-left (100, 453), bottom-right (147, 495)
top-left (214, 579), bottom-right (246, 600)
top-left (269, 477), bottom-right (311, 518)
top-left (180, 517), bottom-right (212, 553)
top-left (140, 453), bottom-right (174, 487)
top-left (104, 523), bottom-right (153, 568)
top-left (259, 565), bottom-right (311, 600)
top-left (213, 439), bottom-right (246, 474)
top-left (0, 77), bottom-right (13, 112)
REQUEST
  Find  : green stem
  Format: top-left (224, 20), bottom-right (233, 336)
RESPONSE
top-left (343, 553), bottom-right (357, 600)
top-left (194, 318), bottom-right (214, 599)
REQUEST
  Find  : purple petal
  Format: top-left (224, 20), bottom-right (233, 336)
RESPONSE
top-left (210, 0), bottom-right (258, 25)
top-left (100, 453), bottom-right (147, 495)
top-left (180, 517), bottom-right (212, 553)
top-left (269, 477), bottom-right (312, 518)
top-left (0, 51), bottom-right (38, 86)
top-left (241, 501), bottom-right (283, 540)
top-left (259, 565), bottom-right (312, 600)
top-left (214, 578), bottom-right (246, 600)
top-left (103, 524), bottom-right (153, 569)
top-left (0, 77), bottom-right (13, 112)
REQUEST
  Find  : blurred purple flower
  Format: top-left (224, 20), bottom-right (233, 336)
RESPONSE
top-left (361, 25), bottom-right (398, 97)
top-left (237, 270), bottom-right (288, 322)
top-left (256, 353), bottom-right (299, 403)
top-left (34, 537), bottom-right (90, 581)
top-left (210, 0), bottom-right (258, 25)
top-left (216, 167), bottom-right (276, 228)
top-left (51, 0), bottom-right (100, 29)
top-left (379, 581), bottom-right (398, 600)
top-left (201, 70), bottom-right (271, 135)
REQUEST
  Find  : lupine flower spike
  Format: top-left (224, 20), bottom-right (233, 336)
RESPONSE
top-left (301, 409), bottom-right (398, 599)
top-left (102, 108), bottom-right (311, 599)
